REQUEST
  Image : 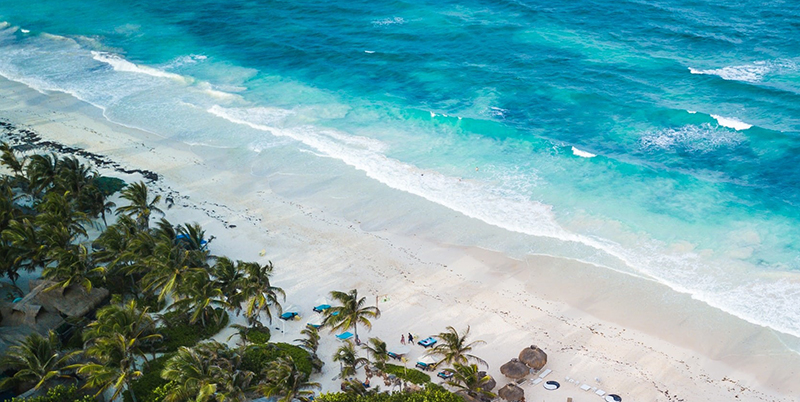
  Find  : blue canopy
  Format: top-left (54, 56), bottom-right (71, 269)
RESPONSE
top-left (336, 331), bottom-right (354, 340)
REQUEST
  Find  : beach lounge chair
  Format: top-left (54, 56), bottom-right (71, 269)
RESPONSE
top-left (280, 312), bottom-right (299, 320)
top-left (387, 344), bottom-right (410, 359)
top-left (415, 355), bottom-right (437, 371)
top-left (336, 331), bottom-right (354, 341)
top-left (313, 303), bottom-right (331, 312)
top-left (418, 337), bottom-right (437, 348)
top-left (437, 369), bottom-right (454, 379)
top-left (307, 316), bottom-right (323, 328)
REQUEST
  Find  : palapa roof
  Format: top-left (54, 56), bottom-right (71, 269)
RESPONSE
top-left (500, 358), bottom-right (529, 379)
top-left (498, 383), bottom-right (524, 402)
top-left (477, 371), bottom-right (497, 391)
top-left (519, 345), bottom-right (547, 371)
top-left (456, 391), bottom-right (481, 402)
top-left (28, 280), bottom-right (109, 318)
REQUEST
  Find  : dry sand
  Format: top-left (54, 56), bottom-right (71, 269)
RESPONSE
top-left (1, 76), bottom-right (799, 402)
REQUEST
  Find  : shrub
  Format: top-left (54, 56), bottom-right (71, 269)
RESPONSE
top-left (4, 385), bottom-right (93, 402)
top-left (156, 309), bottom-right (229, 352)
top-left (123, 354), bottom-right (173, 402)
top-left (94, 176), bottom-right (126, 196)
top-left (241, 342), bottom-right (312, 377)
top-left (237, 325), bottom-right (271, 344)
top-left (385, 364), bottom-right (431, 385)
top-left (316, 384), bottom-right (461, 402)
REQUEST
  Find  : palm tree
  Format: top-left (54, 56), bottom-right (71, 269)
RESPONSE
top-left (259, 357), bottom-right (320, 402)
top-left (75, 301), bottom-right (161, 401)
top-left (361, 337), bottom-right (389, 373)
top-left (2, 218), bottom-right (47, 273)
top-left (25, 153), bottom-right (59, 197)
top-left (170, 274), bottom-right (230, 327)
top-left (0, 331), bottom-right (79, 392)
top-left (177, 222), bottom-right (213, 251)
top-left (239, 261), bottom-right (284, 326)
top-left (42, 244), bottom-right (104, 293)
top-left (294, 325), bottom-right (323, 372)
top-left (446, 363), bottom-right (496, 400)
top-left (211, 257), bottom-right (246, 309)
top-left (143, 238), bottom-right (206, 302)
top-left (324, 289), bottom-right (380, 341)
top-left (116, 181), bottom-right (163, 229)
top-left (427, 326), bottom-right (486, 368)
top-left (332, 341), bottom-right (368, 378)
top-left (161, 342), bottom-right (254, 402)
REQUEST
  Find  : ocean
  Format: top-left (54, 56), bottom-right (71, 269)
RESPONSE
top-left (1, 0), bottom-right (799, 341)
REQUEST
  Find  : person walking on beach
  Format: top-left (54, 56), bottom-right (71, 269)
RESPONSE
top-left (401, 334), bottom-right (405, 345)
top-left (408, 333), bottom-right (413, 344)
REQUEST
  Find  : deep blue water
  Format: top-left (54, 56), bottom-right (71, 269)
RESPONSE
top-left (1, 0), bottom-right (799, 337)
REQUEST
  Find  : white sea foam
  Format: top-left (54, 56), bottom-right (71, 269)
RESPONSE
top-left (372, 17), bottom-right (405, 26)
top-left (20, 29), bottom-right (29, 34)
top-left (689, 60), bottom-right (798, 83)
top-left (364, 50), bottom-right (375, 54)
top-left (640, 123), bottom-right (743, 152)
top-left (687, 110), bottom-right (697, 114)
top-left (571, 146), bottom-right (596, 158)
top-left (91, 51), bottom-right (189, 83)
top-left (710, 114), bottom-right (752, 131)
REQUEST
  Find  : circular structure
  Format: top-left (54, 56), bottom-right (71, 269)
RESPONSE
top-left (518, 345), bottom-right (548, 371)
top-left (498, 383), bottom-right (525, 402)
top-left (500, 358), bottom-right (530, 379)
top-left (605, 394), bottom-right (623, 402)
top-left (477, 371), bottom-right (497, 391)
top-left (543, 380), bottom-right (560, 390)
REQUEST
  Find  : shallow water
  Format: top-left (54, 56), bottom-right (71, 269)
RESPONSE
top-left (1, 0), bottom-right (799, 339)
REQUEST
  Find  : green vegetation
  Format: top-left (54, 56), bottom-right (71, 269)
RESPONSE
top-left (316, 384), bottom-right (462, 402)
top-left (236, 324), bottom-right (271, 344)
top-left (157, 309), bottom-right (229, 352)
top-left (384, 364), bottom-right (432, 385)
top-left (4, 385), bottom-right (94, 402)
top-left (123, 354), bottom-right (173, 402)
top-left (242, 342), bottom-right (314, 378)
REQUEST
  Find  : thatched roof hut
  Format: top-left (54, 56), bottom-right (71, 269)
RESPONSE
top-left (500, 358), bottom-right (529, 379)
top-left (477, 371), bottom-right (496, 391)
top-left (29, 280), bottom-right (109, 318)
top-left (498, 383), bottom-right (524, 402)
top-left (455, 391), bottom-right (481, 402)
top-left (519, 345), bottom-right (547, 371)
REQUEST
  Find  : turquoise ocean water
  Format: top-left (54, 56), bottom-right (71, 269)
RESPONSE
top-left (1, 1), bottom-right (799, 339)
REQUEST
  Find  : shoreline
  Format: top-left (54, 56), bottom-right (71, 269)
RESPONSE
top-left (1, 75), bottom-right (799, 401)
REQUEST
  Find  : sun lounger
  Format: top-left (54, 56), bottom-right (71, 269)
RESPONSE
top-left (279, 312), bottom-right (299, 320)
top-left (415, 355), bottom-right (437, 371)
top-left (531, 378), bottom-right (543, 385)
top-left (313, 304), bottom-right (331, 312)
top-left (437, 369), bottom-right (454, 379)
top-left (538, 368), bottom-right (552, 378)
top-left (387, 352), bottom-right (400, 360)
top-left (336, 332), bottom-right (354, 341)
top-left (596, 389), bottom-right (606, 396)
top-left (418, 337), bottom-right (437, 348)
top-left (580, 384), bottom-right (591, 391)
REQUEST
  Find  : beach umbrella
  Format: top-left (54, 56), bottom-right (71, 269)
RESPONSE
top-left (519, 345), bottom-right (547, 370)
top-left (500, 358), bottom-right (529, 379)
top-left (477, 371), bottom-right (497, 391)
top-left (498, 383), bottom-right (524, 402)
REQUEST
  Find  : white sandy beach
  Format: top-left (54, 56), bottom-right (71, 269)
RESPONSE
top-left (1, 75), bottom-right (799, 402)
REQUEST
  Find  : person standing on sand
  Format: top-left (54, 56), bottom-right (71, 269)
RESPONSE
top-left (408, 333), bottom-right (413, 344)
top-left (401, 334), bottom-right (405, 345)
